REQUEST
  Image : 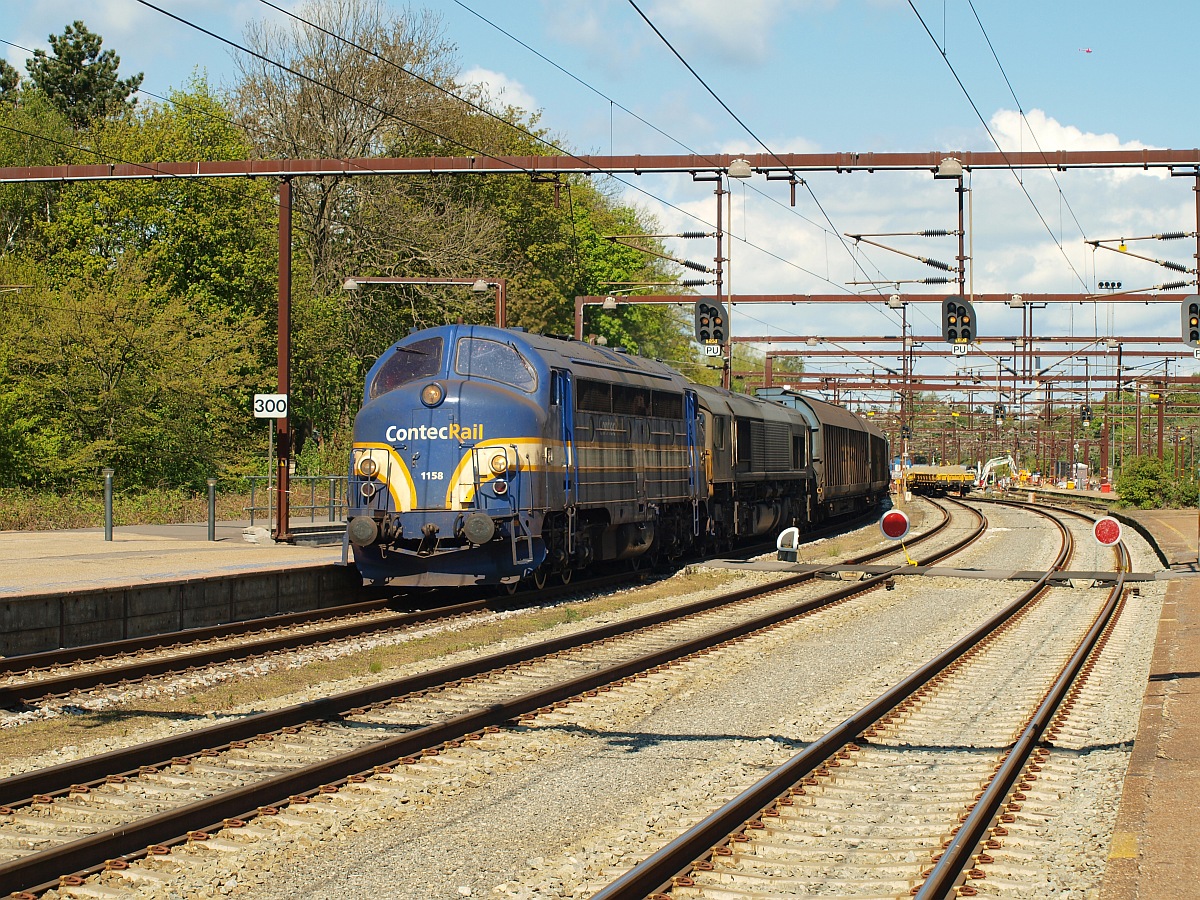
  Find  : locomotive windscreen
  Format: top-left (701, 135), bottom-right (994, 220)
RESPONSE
top-left (454, 337), bottom-right (538, 392)
top-left (369, 337), bottom-right (443, 399)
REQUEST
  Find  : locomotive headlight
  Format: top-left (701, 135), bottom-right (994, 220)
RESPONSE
top-left (420, 382), bottom-right (445, 407)
top-left (491, 479), bottom-right (509, 496)
top-left (489, 453), bottom-right (508, 475)
top-left (360, 481), bottom-right (379, 499)
top-left (357, 456), bottom-right (379, 477)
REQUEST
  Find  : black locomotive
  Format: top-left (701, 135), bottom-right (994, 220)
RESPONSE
top-left (345, 325), bottom-right (889, 587)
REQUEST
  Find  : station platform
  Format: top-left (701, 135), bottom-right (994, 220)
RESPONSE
top-left (0, 520), bottom-right (345, 598)
top-left (1101, 508), bottom-right (1200, 899)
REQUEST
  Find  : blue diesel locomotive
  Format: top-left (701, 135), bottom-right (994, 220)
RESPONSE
top-left (345, 324), bottom-right (888, 587)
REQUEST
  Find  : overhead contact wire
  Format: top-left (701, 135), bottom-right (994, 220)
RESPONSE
top-left (905, 0), bottom-right (1089, 291)
top-left (625, 0), bottom-right (895, 304)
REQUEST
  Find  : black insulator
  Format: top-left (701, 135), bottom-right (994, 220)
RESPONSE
top-left (920, 229), bottom-right (950, 237)
top-left (679, 231), bottom-right (707, 239)
top-left (680, 278), bottom-right (708, 286)
top-left (924, 257), bottom-right (954, 271)
top-left (1163, 280), bottom-right (1191, 290)
top-left (1158, 231), bottom-right (1188, 240)
top-left (681, 260), bottom-right (710, 272)
top-left (1162, 260), bottom-right (1188, 272)
top-left (922, 277), bottom-right (952, 284)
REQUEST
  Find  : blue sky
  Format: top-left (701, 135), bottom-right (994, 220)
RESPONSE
top-left (4, 1), bottom-right (1199, 386)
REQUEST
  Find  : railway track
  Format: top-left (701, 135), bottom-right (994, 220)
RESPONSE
top-left (0, 500), bottom-right (986, 896)
top-left (590, 503), bottom-right (1131, 900)
top-left (0, 507), bottom-right (950, 711)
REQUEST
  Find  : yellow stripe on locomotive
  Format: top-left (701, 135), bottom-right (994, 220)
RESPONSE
top-left (352, 443), bottom-right (416, 511)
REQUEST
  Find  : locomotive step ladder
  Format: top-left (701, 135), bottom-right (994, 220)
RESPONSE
top-left (509, 513), bottom-right (535, 567)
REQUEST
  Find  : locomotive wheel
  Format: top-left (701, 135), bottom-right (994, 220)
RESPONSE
top-left (502, 580), bottom-right (519, 596)
top-left (532, 567), bottom-right (548, 590)
top-left (559, 568), bottom-right (573, 585)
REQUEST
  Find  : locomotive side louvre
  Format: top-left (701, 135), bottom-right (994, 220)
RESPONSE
top-left (530, 343), bottom-right (705, 567)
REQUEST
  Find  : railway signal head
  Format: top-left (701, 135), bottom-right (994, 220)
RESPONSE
top-left (694, 299), bottom-right (728, 346)
top-left (994, 403), bottom-right (1005, 425)
top-left (879, 509), bottom-right (911, 541)
top-left (1081, 404), bottom-right (1092, 428)
top-left (942, 298), bottom-right (977, 345)
top-left (1183, 296), bottom-right (1200, 347)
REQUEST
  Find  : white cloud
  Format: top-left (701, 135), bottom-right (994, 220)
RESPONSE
top-left (645, 0), bottom-right (835, 65)
top-left (611, 104), bottom-right (1196, 363)
top-left (459, 65), bottom-right (538, 114)
top-left (990, 108), bottom-right (1152, 154)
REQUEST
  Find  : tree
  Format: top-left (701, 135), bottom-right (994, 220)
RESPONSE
top-left (5, 259), bottom-right (266, 489)
top-left (36, 79), bottom-right (277, 321)
top-left (0, 60), bottom-right (19, 103)
top-left (234, 0), bottom-right (473, 295)
top-left (25, 20), bottom-right (143, 128)
top-left (0, 88), bottom-right (74, 253)
top-left (1116, 454), bottom-right (1197, 509)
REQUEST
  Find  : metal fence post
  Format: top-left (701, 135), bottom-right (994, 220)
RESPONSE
top-left (328, 477), bottom-right (336, 522)
top-left (207, 478), bottom-right (217, 541)
top-left (102, 468), bottom-right (114, 541)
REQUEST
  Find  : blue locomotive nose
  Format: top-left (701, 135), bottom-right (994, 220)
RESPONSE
top-left (347, 327), bottom-right (553, 586)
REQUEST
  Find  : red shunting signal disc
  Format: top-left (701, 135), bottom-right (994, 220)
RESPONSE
top-left (1093, 516), bottom-right (1123, 547)
top-left (880, 510), bottom-right (911, 540)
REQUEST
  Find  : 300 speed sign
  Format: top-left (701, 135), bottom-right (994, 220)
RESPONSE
top-left (253, 393), bottom-right (289, 418)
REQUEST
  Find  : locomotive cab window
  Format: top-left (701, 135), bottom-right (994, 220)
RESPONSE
top-left (713, 415), bottom-right (728, 450)
top-left (454, 337), bottom-right (538, 393)
top-left (369, 337), bottom-right (443, 399)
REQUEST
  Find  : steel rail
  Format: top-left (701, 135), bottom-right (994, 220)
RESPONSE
top-left (0, 510), bottom-right (882, 701)
top-left (0, 596), bottom-right (403, 676)
top-left (915, 511), bottom-right (1129, 898)
top-left (0, 568), bottom-right (906, 896)
top-left (0, 511), bottom-right (936, 707)
top-left (0, 502), bottom-right (979, 896)
top-left (0, 503), bottom-right (956, 804)
top-left (590, 503), bottom-right (1073, 900)
top-left (0, 572), bottom-right (633, 706)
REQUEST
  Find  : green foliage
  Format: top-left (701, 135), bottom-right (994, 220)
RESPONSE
top-left (37, 80), bottom-right (278, 319)
top-left (0, 89), bottom-right (75, 254)
top-left (0, 6), bottom-right (711, 508)
top-left (0, 385), bottom-right (40, 485)
top-left (0, 486), bottom-right (254, 531)
top-left (2, 258), bottom-right (265, 489)
top-left (0, 60), bottom-right (19, 101)
top-left (24, 20), bottom-right (143, 128)
top-left (1116, 455), bottom-right (1199, 509)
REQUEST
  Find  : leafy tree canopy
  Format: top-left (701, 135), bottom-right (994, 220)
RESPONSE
top-left (25, 20), bottom-right (143, 128)
top-left (0, 60), bottom-right (19, 102)
top-left (1116, 454), bottom-right (1198, 509)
